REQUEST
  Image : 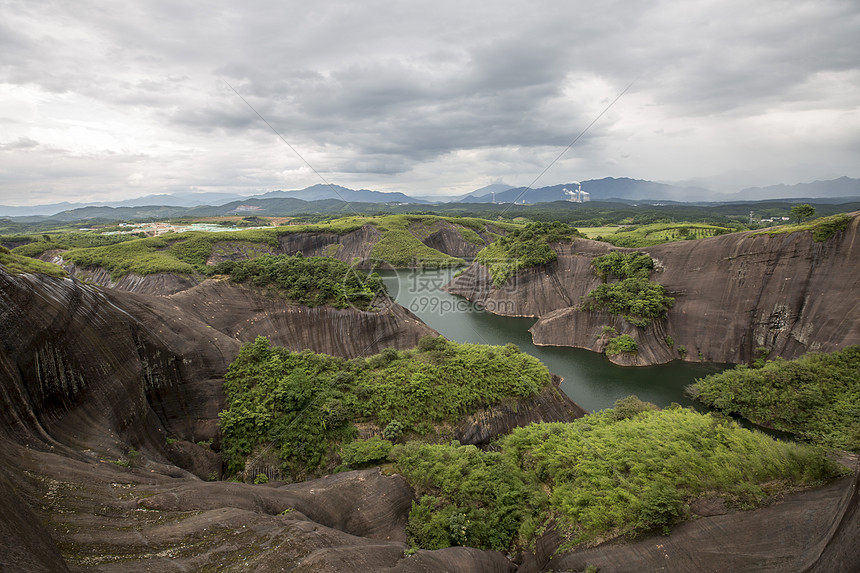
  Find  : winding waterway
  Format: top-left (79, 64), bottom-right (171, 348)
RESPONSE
top-left (381, 267), bottom-right (729, 413)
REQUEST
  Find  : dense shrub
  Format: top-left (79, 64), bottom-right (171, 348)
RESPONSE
top-left (605, 334), bottom-right (639, 356)
top-left (391, 441), bottom-right (544, 552)
top-left (582, 278), bottom-right (674, 327)
top-left (581, 253), bottom-right (673, 326)
top-left (339, 437), bottom-right (393, 468)
top-left (219, 336), bottom-right (552, 479)
top-left (476, 221), bottom-right (585, 286)
top-left (499, 406), bottom-right (840, 547)
top-left (215, 253), bottom-right (385, 309)
top-left (391, 400), bottom-right (841, 552)
top-left (689, 346), bottom-right (860, 451)
top-left (591, 251), bottom-right (653, 280)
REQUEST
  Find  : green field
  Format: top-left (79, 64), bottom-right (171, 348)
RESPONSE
top-left (575, 226), bottom-right (621, 238)
top-left (1, 214), bottom-right (517, 278)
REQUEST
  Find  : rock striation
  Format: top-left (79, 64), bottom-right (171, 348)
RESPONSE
top-left (453, 375), bottom-right (588, 445)
top-left (0, 265), bottom-right (584, 571)
top-left (445, 212), bottom-right (860, 366)
top-left (3, 210), bottom-right (860, 571)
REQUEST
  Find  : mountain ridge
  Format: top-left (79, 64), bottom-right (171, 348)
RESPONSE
top-left (2, 177), bottom-right (858, 219)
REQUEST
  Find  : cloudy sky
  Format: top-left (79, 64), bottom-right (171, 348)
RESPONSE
top-left (1, 0), bottom-right (858, 205)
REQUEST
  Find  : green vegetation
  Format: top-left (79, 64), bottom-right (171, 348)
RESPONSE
top-left (13, 215), bottom-right (506, 279)
top-left (576, 226), bottom-right (621, 239)
top-left (0, 246), bottom-right (68, 278)
top-left (218, 336), bottom-right (551, 480)
top-left (392, 441), bottom-right (543, 551)
top-left (475, 221), bottom-right (585, 286)
top-left (598, 223), bottom-right (734, 247)
top-left (391, 399), bottom-right (841, 552)
top-left (10, 210), bottom-right (850, 281)
top-left (8, 232), bottom-right (140, 258)
top-left (457, 226), bottom-right (484, 245)
top-left (752, 213), bottom-right (852, 243)
top-left (582, 278), bottom-right (674, 327)
top-left (367, 215), bottom-right (473, 267)
top-left (591, 251), bottom-right (653, 281)
top-left (790, 204), bottom-right (816, 223)
top-left (370, 229), bottom-right (463, 267)
top-left (213, 254), bottom-right (385, 309)
top-left (605, 334), bottom-right (639, 356)
top-left (62, 235), bottom-right (199, 279)
top-left (581, 253), bottom-right (673, 327)
top-left (339, 436), bottom-right (394, 468)
top-left (689, 346), bottom-right (860, 451)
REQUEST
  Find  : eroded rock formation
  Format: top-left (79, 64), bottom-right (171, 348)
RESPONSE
top-left (3, 207), bottom-right (859, 571)
top-left (445, 212), bottom-right (860, 366)
top-left (0, 266), bottom-right (587, 571)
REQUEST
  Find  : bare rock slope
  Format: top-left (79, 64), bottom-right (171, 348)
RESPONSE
top-left (0, 266), bottom-right (585, 571)
top-left (446, 212), bottom-right (860, 366)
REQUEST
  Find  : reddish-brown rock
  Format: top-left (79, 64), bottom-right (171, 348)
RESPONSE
top-left (446, 212), bottom-right (860, 365)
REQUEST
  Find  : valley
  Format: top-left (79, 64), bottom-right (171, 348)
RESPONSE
top-left (1, 209), bottom-right (858, 571)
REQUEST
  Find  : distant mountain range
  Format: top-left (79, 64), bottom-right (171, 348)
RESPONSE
top-left (459, 177), bottom-right (860, 204)
top-left (256, 184), bottom-right (427, 205)
top-left (459, 178), bottom-right (710, 203)
top-left (1, 177), bottom-right (857, 219)
top-left (0, 185), bottom-right (426, 218)
top-left (728, 177), bottom-right (860, 201)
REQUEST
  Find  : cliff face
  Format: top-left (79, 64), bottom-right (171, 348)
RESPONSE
top-left (208, 222), bottom-right (492, 271)
top-left (276, 226), bottom-right (379, 267)
top-left (45, 222), bottom-right (491, 298)
top-left (446, 212), bottom-right (860, 366)
top-left (54, 260), bottom-right (202, 295)
top-left (0, 266), bottom-right (587, 571)
top-left (453, 376), bottom-right (588, 445)
top-left (0, 269), bottom-right (436, 453)
top-left (2, 263), bottom-right (859, 570)
top-left (412, 219), bottom-right (500, 258)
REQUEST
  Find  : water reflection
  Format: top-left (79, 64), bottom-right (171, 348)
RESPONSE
top-left (380, 268), bottom-right (728, 413)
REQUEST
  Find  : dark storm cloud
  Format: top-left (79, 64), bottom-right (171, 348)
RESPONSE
top-left (1, 0), bottom-right (858, 204)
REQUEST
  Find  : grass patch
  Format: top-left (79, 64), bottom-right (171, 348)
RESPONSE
top-left (457, 226), bottom-right (485, 245)
top-left (688, 346), bottom-right (860, 451)
top-left (0, 246), bottom-right (69, 278)
top-left (368, 215), bottom-right (486, 267)
top-left (576, 226), bottom-right (621, 239)
top-left (370, 229), bottom-right (464, 267)
top-left (751, 213), bottom-right (852, 242)
top-left (599, 223), bottom-right (734, 247)
top-left (62, 236), bottom-right (198, 280)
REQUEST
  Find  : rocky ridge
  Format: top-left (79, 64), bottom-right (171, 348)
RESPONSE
top-left (445, 212), bottom-right (860, 366)
top-left (3, 211), bottom-right (860, 571)
top-left (49, 221), bottom-right (495, 295)
top-left (0, 265), bottom-right (587, 571)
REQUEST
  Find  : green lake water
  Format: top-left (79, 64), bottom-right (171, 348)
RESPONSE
top-left (380, 268), bottom-right (729, 413)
